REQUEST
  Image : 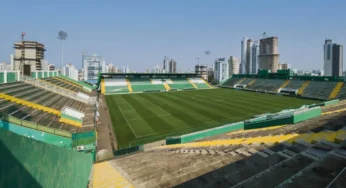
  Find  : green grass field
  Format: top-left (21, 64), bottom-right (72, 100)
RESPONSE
top-left (105, 88), bottom-right (319, 148)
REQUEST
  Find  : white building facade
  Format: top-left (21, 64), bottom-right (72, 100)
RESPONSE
top-left (82, 53), bottom-right (106, 81)
top-left (214, 57), bottom-right (229, 84)
top-left (228, 56), bottom-right (240, 76)
top-left (324, 39), bottom-right (343, 77)
top-left (63, 64), bottom-right (78, 81)
top-left (241, 37), bottom-right (258, 75)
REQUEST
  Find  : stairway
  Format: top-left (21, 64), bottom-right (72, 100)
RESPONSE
top-left (277, 80), bottom-right (291, 92)
top-left (187, 78), bottom-right (198, 88)
top-left (163, 83), bottom-right (171, 91)
top-left (329, 82), bottom-right (344, 99)
top-left (126, 78), bottom-right (133, 92)
top-left (247, 79), bottom-right (257, 86)
top-left (297, 81), bottom-right (311, 95)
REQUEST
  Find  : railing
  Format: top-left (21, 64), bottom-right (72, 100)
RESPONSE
top-left (20, 75), bottom-right (96, 104)
top-left (0, 113), bottom-right (72, 138)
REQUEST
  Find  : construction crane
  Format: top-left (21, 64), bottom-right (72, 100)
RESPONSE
top-left (261, 32), bottom-right (267, 39)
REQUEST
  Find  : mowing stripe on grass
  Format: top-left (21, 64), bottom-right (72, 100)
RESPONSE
top-left (123, 95), bottom-right (175, 133)
top-left (106, 88), bottom-right (319, 147)
top-left (114, 98), bottom-right (138, 138)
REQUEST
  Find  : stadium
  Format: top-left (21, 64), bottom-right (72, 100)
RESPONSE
top-left (1, 68), bottom-right (346, 188)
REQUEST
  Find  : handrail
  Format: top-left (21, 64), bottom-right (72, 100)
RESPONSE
top-left (21, 77), bottom-right (96, 104)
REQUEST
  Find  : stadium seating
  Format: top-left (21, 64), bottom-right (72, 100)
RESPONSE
top-left (301, 81), bottom-right (338, 99)
top-left (220, 77), bottom-right (346, 100)
top-left (130, 78), bottom-right (166, 92)
top-left (221, 77), bottom-right (244, 87)
top-left (241, 78), bottom-right (255, 85)
top-left (188, 77), bottom-right (211, 89)
top-left (104, 78), bottom-right (129, 93)
top-left (168, 78), bottom-right (194, 89)
top-left (246, 79), bottom-right (284, 92)
top-left (102, 77), bottom-right (212, 93)
top-left (98, 107), bottom-right (346, 187)
top-left (42, 77), bottom-right (89, 94)
top-left (336, 84), bottom-right (346, 99)
top-left (0, 81), bottom-right (89, 132)
top-left (284, 80), bottom-right (306, 89)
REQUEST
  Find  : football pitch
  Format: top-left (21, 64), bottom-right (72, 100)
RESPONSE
top-left (105, 88), bottom-right (319, 148)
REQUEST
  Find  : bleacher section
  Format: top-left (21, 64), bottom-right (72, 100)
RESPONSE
top-left (221, 77), bottom-right (244, 87)
top-left (104, 78), bottom-right (129, 93)
top-left (301, 81), bottom-right (338, 99)
top-left (169, 78), bottom-right (194, 90)
top-left (0, 82), bottom-right (91, 133)
top-left (188, 77), bottom-right (211, 89)
top-left (220, 77), bottom-right (346, 100)
top-left (130, 78), bottom-right (166, 92)
top-left (242, 78), bottom-right (255, 85)
top-left (247, 79), bottom-right (284, 92)
top-left (97, 107), bottom-right (346, 187)
top-left (285, 80), bottom-right (306, 89)
top-left (336, 84), bottom-right (346, 99)
top-left (42, 77), bottom-right (89, 94)
top-left (101, 76), bottom-right (212, 94)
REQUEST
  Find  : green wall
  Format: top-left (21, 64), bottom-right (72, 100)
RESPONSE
top-left (0, 128), bottom-right (93, 188)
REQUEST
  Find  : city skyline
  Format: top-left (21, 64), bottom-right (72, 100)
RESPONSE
top-left (0, 1), bottom-right (345, 72)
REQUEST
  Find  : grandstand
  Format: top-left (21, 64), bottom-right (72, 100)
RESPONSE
top-left (100, 73), bottom-right (211, 94)
top-left (89, 103), bottom-right (346, 187)
top-left (0, 72), bottom-right (97, 187)
top-left (221, 71), bottom-right (346, 100)
top-left (1, 69), bottom-right (346, 188)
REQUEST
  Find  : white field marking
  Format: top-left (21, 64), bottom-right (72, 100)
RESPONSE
top-left (135, 117), bottom-right (237, 138)
top-left (115, 101), bottom-right (138, 138)
top-left (127, 113), bottom-right (171, 121)
top-left (117, 100), bottom-right (136, 111)
top-left (138, 96), bottom-right (170, 115)
top-left (122, 110), bottom-right (136, 113)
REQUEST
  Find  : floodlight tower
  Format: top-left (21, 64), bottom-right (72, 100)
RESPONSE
top-left (58, 31), bottom-right (68, 75)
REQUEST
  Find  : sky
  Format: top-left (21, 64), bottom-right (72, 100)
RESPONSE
top-left (0, 0), bottom-right (345, 72)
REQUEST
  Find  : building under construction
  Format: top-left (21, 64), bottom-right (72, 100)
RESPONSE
top-left (258, 36), bottom-right (279, 73)
top-left (195, 64), bottom-right (208, 80)
top-left (13, 40), bottom-right (46, 75)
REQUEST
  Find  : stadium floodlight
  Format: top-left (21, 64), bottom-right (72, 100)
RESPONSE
top-left (58, 31), bottom-right (68, 75)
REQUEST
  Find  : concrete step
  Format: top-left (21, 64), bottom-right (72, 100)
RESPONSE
top-left (233, 154), bottom-right (315, 188)
top-left (278, 153), bottom-right (346, 188)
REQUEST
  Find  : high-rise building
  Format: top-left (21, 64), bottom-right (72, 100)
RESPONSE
top-left (163, 56), bottom-right (177, 73)
top-left (214, 57), bottom-right (229, 84)
top-left (241, 37), bottom-right (259, 74)
top-left (82, 53), bottom-right (105, 81)
top-left (251, 42), bottom-right (259, 74)
top-left (63, 64), bottom-right (78, 81)
top-left (122, 66), bottom-right (130, 73)
top-left (228, 56), bottom-right (240, 76)
top-left (324, 39), bottom-right (343, 76)
top-left (13, 41), bottom-right (46, 74)
top-left (258, 36), bottom-right (279, 73)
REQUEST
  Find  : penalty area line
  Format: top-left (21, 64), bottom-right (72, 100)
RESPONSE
top-left (115, 101), bottom-right (139, 138)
